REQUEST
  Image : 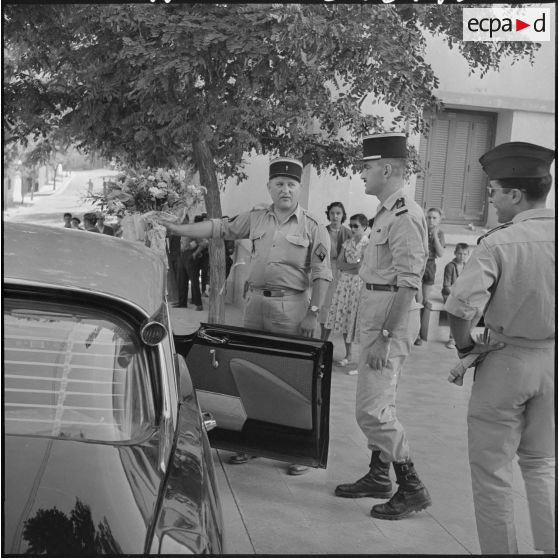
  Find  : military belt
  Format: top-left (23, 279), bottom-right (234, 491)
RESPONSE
top-left (365, 283), bottom-right (399, 292)
top-left (249, 286), bottom-right (305, 298)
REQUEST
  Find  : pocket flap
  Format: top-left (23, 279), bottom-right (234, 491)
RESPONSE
top-left (285, 235), bottom-right (310, 248)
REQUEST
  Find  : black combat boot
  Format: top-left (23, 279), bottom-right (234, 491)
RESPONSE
top-left (370, 460), bottom-right (432, 520)
top-left (334, 451), bottom-right (393, 498)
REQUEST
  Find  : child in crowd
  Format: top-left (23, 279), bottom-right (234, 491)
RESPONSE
top-left (323, 213), bottom-right (369, 373)
top-left (415, 207), bottom-right (446, 346)
top-left (442, 242), bottom-right (470, 348)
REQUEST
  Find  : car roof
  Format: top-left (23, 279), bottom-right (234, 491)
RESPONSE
top-left (3, 222), bottom-right (167, 317)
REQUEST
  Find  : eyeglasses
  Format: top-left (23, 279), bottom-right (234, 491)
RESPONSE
top-left (487, 186), bottom-right (527, 198)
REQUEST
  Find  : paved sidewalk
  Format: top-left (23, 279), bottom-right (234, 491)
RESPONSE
top-left (169, 303), bottom-right (536, 555)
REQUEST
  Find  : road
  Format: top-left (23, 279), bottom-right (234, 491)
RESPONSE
top-left (4, 169), bottom-right (119, 227)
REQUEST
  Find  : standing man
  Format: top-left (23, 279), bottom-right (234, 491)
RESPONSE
top-left (157, 157), bottom-right (332, 476)
top-left (445, 142), bottom-right (555, 555)
top-left (95, 212), bottom-right (115, 236)
top-left (335, 133), bottom-right (432, 519)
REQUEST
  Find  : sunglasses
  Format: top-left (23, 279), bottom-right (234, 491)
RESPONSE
top-left (487, 186), bottom-right (530, 198)
top-left (487, 186), bottom-right (510, 198)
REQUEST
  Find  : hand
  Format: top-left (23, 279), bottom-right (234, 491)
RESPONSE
top-left (153, 217), bottom-right (174, 230)
top-left (299, 314), bottom-right (318, 338)
top-left (366, 336), bottom-right (391, 370)
top-left (458, 333), bottom-right (505, 363)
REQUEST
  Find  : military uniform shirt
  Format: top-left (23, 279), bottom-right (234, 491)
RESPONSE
top-left (445, 208), bottom-right (555, 341)
top-left (210, 204), bottom-right (332, 290)
top-left (359, 189), bottom-right (427, 290)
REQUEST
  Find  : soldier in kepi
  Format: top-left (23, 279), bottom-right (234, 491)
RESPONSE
top-left (335, 133), bottom-right (432, 519)
top-left (155, 157), bottom-right (332, 476)
top-left (445, 142), bottom-right (555, 555)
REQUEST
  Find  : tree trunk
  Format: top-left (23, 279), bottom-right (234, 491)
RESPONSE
top-left (193, 139), bottom-right (226, 324)
top-left (52, 165), bottom-right (57, 190)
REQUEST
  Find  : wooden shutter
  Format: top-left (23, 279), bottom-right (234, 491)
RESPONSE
top-left (415, 110), bottom-right (495, 225)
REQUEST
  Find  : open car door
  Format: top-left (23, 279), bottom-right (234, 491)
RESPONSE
top-left (174, 323), bottom-right (332, 469)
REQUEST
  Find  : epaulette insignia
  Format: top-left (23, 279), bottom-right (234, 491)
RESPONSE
top-left (393, 197), bottom-right (406, 210)
top-left (395, 209), bottom-right (408, 216)
top-left (477, 222), bottom-right (513, 245)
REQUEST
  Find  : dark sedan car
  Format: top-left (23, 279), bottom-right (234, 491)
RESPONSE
top-left (3, 222), bottom-right (332, 554)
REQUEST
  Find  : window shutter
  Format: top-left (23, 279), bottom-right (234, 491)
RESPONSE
top-left (415, 130), bottom-right (429, 207)
top-left (443, 119), bottom-right (470, 221)
top-left (425, 119), bottom-right (450, 210)
top-left (417, 110), bottom-right (495, 225)
top-left (463, 119), bottom-right (493, 221)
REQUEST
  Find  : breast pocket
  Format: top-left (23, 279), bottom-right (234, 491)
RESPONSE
top-left (249, 230), bottom-right (266, 256)
top-left (285, 235), bottom-right (310, 268)
top-left (373, 230), bottom-right (391, 269)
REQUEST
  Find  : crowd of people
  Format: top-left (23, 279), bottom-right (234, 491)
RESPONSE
top-left (62, 210), bottom-right (124, 237)
top-left (155, 133), bottom-right (554, 555)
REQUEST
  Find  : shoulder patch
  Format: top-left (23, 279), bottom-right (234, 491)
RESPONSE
top-left (477, 222), bottom-right (513, 245)
top-left (314, 243), bottom-right (327, 262)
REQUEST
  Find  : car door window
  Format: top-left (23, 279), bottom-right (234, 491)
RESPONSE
top-left (4, 298), bottom-right (155, 442)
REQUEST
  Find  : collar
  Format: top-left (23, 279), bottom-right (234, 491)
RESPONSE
top-left (379, 188), bottom-right (406, 212)
top-left (512, 208), bottom-right (555, 224)
top-left (269, 203), bottom-right (302, 223)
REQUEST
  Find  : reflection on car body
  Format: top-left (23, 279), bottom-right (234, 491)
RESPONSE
top-left (3, 222), bottom-right (332, 554)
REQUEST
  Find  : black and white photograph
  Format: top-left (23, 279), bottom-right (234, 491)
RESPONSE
top-left (3, 1), bottom-right (555, 555)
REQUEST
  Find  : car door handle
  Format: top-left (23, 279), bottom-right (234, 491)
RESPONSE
top-left (202, 411), bottom-right (217, 432)
top-left (198, 328), bottom-right (229, 345)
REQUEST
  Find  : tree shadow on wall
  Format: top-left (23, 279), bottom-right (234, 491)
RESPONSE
top-left (22, 498), bottom-right (122, 555)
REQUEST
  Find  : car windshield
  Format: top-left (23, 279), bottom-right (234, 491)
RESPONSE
top-left (4, 297), bottom-right (155, 442)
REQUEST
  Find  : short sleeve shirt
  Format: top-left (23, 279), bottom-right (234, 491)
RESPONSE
top-left (445, 208), bottom-right (555, 341)
top-left (210, 204), bottom-right (332, 290)
top-left (359, 189), bottom-right (428, 290)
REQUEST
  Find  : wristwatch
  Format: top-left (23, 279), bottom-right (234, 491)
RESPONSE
top-left (381, 329), bottom-right (392, 339)
top-left (309, 305), bottom-right (320, 315)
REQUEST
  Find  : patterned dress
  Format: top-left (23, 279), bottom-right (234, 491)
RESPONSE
top-left (325, 235), bottom-right (369, 343)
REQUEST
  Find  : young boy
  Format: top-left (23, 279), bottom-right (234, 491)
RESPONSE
top-left (415, 207), bottom-right (445, 345)
top-left (442, 242), bottom-right (469, 348)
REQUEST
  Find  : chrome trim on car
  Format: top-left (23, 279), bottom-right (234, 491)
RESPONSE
top-left (3, 279), bottom-right (150, 320)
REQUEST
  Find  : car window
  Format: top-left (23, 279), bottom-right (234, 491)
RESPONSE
top-left (4, 298), bottom-right (155, 442)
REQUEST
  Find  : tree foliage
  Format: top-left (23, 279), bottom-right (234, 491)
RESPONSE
top-left (3, 3), bottom-right (539, 321)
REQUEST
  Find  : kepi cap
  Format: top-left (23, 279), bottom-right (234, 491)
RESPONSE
top-left (269, 157), bottom-right (303, 182)
top-left (479, 142), bottom-right (555, 180)
top-left (361, 132), bottom-right (407, 161)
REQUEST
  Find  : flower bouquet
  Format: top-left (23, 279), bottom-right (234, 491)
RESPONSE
top-left (88, 167), bottom-right (206, 264)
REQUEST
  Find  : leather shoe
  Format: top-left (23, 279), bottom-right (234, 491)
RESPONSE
top-left (287, 464), bottom-right (308, 476)
top-left (229, 453), bottom-right (257, 465)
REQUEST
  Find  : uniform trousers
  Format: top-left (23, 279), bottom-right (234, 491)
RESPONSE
top-left (356, 288), bottom-right (420, 463)
top-left (243, 290), bottom-right (309, 335)
top-left (468, 336), bottom-right (555, 554)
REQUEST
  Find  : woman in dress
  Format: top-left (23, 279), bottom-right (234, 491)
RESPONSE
top-left (320, 202), bottom-right (351, 340)
top-left (323, 213), bottom-right (369, 370)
